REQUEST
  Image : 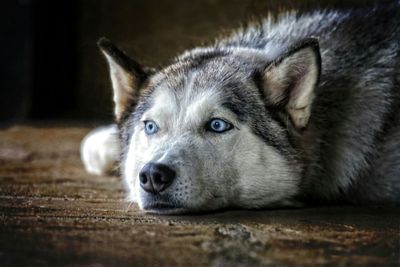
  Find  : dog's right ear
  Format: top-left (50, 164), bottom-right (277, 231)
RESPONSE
top-left (98, 38), bottom-right (150, 121)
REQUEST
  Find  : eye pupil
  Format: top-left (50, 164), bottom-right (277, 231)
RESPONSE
top-left (144, 121), bottom-right (158, 135)
top-left (207, 118), bottom-right (232, 133)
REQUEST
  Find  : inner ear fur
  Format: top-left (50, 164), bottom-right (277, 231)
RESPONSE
top-left (262, 38), bottom-right (321, 129)
top-left (98, 37), bottom-right (150, 121)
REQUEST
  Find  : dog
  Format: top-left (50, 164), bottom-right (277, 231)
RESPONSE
top-left (81, 5), bottom-right (400, 214)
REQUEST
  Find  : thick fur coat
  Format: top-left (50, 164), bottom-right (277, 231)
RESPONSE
top-left (81, 5), bottom-right (400, 213)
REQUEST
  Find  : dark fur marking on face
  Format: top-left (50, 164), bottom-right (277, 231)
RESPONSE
top-left (219, 79), bottom-right (292, 156)
top-left (117, 83), bottom-right (156, 173)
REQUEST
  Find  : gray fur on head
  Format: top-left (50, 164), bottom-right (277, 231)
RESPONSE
top-left (99, 4), bottom-right (400, 213)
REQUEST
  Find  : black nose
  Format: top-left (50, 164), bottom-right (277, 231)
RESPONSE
top-left (139, 163), bottom-right (176, 194)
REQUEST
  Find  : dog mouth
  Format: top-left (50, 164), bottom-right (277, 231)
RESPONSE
top-left (142, 201), bottom-right (186, 214)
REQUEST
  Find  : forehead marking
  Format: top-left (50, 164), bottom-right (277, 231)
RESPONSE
top-left (145, 69), bottom-right (227, 131)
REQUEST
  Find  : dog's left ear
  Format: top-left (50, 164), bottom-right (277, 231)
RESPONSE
top-left (262, 38), bottom-right (321, 129)
top-left (98, 38), bottom-right (151, 121)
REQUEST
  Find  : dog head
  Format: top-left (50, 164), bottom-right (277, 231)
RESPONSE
top-left (98, 37), bottom-right (321, 214)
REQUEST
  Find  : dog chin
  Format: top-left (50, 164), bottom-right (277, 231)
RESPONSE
top-left (141, 202), bottom-right (188, 215)
top-left (139, 195), bottom-right (188, 214)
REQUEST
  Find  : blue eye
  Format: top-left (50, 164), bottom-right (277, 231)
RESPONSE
top-left (206, 118), bottom-right (233, 133)
top-left (144, 120), bottom-right (158, 135)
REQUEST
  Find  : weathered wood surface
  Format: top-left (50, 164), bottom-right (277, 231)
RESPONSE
top-left (0, 126), bottom-right (399, 267)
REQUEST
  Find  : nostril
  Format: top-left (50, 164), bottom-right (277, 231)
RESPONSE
top-left (153, 172), bottom-right (162, 184)
top-left (139, 173), bottom-right (148, 184)
top-left (139, 170), bottom-right (155, 194)
top-left (155, 164), bottom-right (176, 183)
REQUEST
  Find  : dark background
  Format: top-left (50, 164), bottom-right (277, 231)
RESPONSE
top-left (0, 0), bottom-right (387, 125)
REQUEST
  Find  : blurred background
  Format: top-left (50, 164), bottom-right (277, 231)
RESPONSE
top-left (0, 0), bottom-right (387, 126)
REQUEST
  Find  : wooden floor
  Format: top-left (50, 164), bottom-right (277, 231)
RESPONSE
top-left (0, 125), bottom-right (399, 266)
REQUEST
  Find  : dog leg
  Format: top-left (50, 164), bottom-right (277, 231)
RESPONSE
top-left (80, 124), bottom-right (119, 175)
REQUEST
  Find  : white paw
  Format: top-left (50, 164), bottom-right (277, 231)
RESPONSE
top-left (80, 125), bottom-right (120, 175)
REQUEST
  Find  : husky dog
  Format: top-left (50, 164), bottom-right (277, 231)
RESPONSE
top-left (81, 5), bottom-right (400, 214)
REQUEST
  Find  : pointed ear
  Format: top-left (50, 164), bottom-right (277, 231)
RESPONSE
top-left (98, 37), bottom-right (150, 121)
top-left (262, 38), bottom-right (321, 129)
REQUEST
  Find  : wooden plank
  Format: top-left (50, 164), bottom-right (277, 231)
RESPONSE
top-left (1, 126), bottom-right (399, 266)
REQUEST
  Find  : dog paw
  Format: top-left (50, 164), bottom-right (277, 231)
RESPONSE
top-left (80, 125), bottom-right (120, 175)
